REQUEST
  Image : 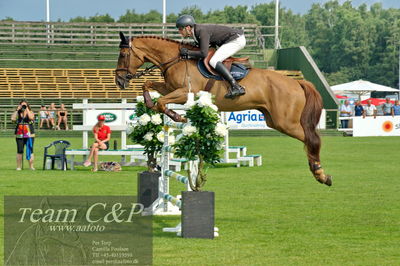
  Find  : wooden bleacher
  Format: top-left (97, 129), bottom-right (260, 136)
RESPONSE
top-left (0, 68), bottom-right (163, 98)
top-left (0, 67), bottom-right (303, 99)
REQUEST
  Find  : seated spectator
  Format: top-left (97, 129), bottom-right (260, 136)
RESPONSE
top-left (39, 105), bottom-right (50, 129)
top-left (354, 100), bottom-right (364, 117)
top-left (363, 100), bottom-right (377, 118)
top-left (381, 97), bottom-right (393, 116)
top-left (392, 100), bottom-right (400, 116)
top-left (48, 103), bottom-right (57, 129)
top-left (83, 115), bottom-right (111, 172)
top-left (57, 103), bottom-right (69, 130)
top-left (339, 100), bottom-right (352, 128)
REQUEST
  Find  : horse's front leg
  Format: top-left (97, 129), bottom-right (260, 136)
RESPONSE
top-left (142, 81), bottom-right (172, 108)
top-left (155, 88), bottom-right (188, 123)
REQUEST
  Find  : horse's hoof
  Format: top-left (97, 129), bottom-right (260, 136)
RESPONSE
top-left (324, 175), bottom-right (332, 186)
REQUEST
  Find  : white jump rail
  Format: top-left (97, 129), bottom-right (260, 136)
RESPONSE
top-left (220, 112), bottom-right (263, 167)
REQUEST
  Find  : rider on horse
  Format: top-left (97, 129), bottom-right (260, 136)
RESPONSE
top-left (176, 15), bottom-right (246, 99)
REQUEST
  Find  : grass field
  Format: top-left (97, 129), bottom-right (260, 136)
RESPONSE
top-left (1, 135), bottom-right (400, 265)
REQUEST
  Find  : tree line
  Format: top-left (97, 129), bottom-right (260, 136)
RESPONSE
top-left (2, 0), bottom-right (399, 88)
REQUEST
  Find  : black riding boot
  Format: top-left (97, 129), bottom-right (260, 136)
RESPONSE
top-left (214, 62), bottom-right (246, 99)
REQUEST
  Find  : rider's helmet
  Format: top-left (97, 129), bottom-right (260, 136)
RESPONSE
top-left (176, 15), bottom-right (196, 29)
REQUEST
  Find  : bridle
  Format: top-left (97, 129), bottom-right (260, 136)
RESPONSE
top-left (115, 45), bottom-right (182, 81)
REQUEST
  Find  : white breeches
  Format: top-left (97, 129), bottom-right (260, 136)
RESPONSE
top-left (209, 34), bottom-right (246, 68)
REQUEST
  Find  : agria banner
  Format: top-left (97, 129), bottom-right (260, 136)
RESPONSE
top-left (223, 110), bottom-right (270, 130)
top-left (223, 109), bottom-right (326, 130)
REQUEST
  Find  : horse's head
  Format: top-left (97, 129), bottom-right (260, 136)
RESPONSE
top-left (115, 32), bottom-right (145, 89)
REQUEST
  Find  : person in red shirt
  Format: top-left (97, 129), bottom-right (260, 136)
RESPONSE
top-left (84, 115), bottom-right (111, 171)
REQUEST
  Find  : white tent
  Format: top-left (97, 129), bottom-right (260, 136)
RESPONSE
top-left (331, 79), bottom-right (398, 94)
top-left (331, 79), bottom-right (399, 100)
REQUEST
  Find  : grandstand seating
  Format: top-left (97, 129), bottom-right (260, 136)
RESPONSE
top-left (0, 67), bottom-right (303, 99)
top-left (0, 67), bottom-right (160, 99)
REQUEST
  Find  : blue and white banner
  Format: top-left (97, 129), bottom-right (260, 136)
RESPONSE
top-left (223, 109), bottom-right (326, 130)
top-left (223, 110), bottom-right (270, 130)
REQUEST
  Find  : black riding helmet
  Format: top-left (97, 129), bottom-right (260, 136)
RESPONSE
top-left (176, 15), bottom-right (196, 29)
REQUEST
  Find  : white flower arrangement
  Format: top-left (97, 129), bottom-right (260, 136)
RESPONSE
top-left (197, 91), bottom-right (210, 97)
top-left (144, 132), bottom-right (154, 141)
top-left (197, 93), bottom-right (213, 107)
top-left (151, 114), bottom-right (162, 125)
top-left (136, 95), bottom-right (144, 103)
top-left (156, 130), bottom-right (175, 145)
top-left (129, 95), bottom-right (165, 172)
top-left (210, 104), bottom-right (218, 112)
top-left (172, 91), bottom-right (228, 191)
top-left (156, 131), bottom-right (164, 142)
top-left (149, 91), bottom-right (161, 99)
top-left (182, 125), bottom-right (197, 136)
top-left (215, 123), bottom-right (228, 137)
top-left (168, 135), bottom-right (175, 145)
top-left (138, 113), bottom-right (151, 126)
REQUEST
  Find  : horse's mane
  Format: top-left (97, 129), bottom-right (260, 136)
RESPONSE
top-left (132, 35), bottom-right (197, 49)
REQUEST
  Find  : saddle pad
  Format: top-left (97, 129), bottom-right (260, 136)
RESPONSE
top-left (197, 60), bottom-right (249, 81)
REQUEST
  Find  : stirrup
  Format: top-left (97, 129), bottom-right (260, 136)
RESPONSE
top-left (225, 86), bottom-right (245, 99)
top-left (224, 91), bottom-right (235, 99)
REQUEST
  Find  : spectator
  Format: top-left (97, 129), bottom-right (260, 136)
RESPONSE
top-left (11, 100), bottom-right (35, 170)
top-left (354, 100), bottom-right (364, 117)
top-left (57, 103), bottom-right (69, 130)
top-left (339, 100), bottom-right (352, 128)
top-left (363, 100), bottom-right (377, 118)
top-left (39, 105), bottom-right (50, 129)
top-left (48, 103), bottom-right (57, 129)
top-left (83, 115), bottom-right (111, 172)
top-left (392, 100), bottom-right (400, 116)
top-left (381, 98), bottom-right (393, 116)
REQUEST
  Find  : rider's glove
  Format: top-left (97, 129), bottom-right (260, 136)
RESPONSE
top-left (180, 48), bottom-right (190, 59)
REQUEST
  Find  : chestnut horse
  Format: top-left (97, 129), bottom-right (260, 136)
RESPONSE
top-left (115, 33), bottom-right (332, 186)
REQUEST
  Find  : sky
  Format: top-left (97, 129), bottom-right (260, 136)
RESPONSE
top-left (0, 0), bottom-right (399, 22)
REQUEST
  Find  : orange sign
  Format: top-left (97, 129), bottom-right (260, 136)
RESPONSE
top-left (382, 121), bottom-right (393, 132)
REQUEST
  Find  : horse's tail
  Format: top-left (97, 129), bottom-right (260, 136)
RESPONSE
top-left (298, 80), bottom-right (323, 163)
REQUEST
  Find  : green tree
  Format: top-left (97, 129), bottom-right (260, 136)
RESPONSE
top-left (166, 13), bottom-right (178, 23)
top-left (141, 10), bottom-right (162, 23)
top-left (223, 6), bottom-right (258, 24)
top-left (87, 14), bottom-right (115, 23)
top-left (203, 10), bottom-right (227, 24)
top-left (1, 17), bottom-right (14, 21)
top-left (69, 16), bottom-right (88, 23)
top-left (118, 9), bottom-right (141, 23)
top-left (179, 6), bottom-right (204, 22)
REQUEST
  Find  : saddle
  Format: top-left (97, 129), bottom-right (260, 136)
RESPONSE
top-left (204, 48), bottom-right (250, 75)
top-left (197, 49), bottom-right (250, 82)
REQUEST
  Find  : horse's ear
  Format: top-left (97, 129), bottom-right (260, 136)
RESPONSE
top-left (119, 31), bottom-right (130, 48)
top-left (119, 31), bottom-right (125, 42)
